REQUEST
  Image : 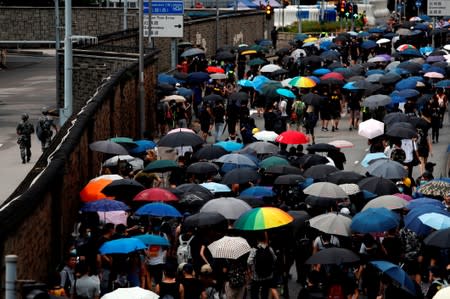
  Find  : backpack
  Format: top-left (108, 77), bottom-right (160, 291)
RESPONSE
top-left (177, 235), bottom-right (194, 264)
top-left (294, 101), bottom-right (305, 118)
top-left (254, 246), bottom-right (274, 277)
top-left (36, 118), bottom-right (52, 140)
top-left (228, 264), bottom-right (246, 288)
top-left (327, 284), bottom-right (345, 299)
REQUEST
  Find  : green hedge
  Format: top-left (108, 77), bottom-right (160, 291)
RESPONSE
top-left (282, 20), bottom-right (354, 34)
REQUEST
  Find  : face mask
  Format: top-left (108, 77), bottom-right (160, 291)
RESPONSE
top-left (70, 249), bottom-right (77, 255)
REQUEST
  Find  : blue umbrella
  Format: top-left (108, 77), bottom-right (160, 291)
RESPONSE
top-left (309, 76), bottom-right (321, 84)
top-left (395, 78), bottom-right (419, 90)
top-left (258, 39), bottom-right (272, 47)
top-left (99, 237), bottom-right (147, 254)
top-left (406, 197), bottom-right (445, 210)
top-left (390, 68), bottom-right (411, 75)
top-left (129, 139), bottom-right (157, 154)
top-left (358, 31), bottom-right (370, 37)
top-left (404, 207), bottom-right (450, 236)
top-left (238, 79), bottom-right (254, 88)
top-left (390, 91), bottom-right (407, 104)
top-left (177, 87), bottom-right (193, 98)
top-left (351, 207), bottom-right (399, 233)
top-left (158, 73), bottom-right (177, 85)
top-left (398, 48), bottom-right (422, 57)
top-left (370, 261), bottom-right (416, 295)
top-left (135, 202), bottom-right (182, 217)
top-left (215, 141), bottom-right (244, 152)
top-left (368, 27), bottom-right (384, 34)
top-left (427, 66), bottom-right (446, 75)
top-left (240, 186), bottom-right (275, 198)
top-left (276, 88), bottom-right (296, 99)
top-left (361, 152), bottom-right (388, 167)
top-left (435, 80), bottom-right (450, 88)
top-left (319, 41), bottom-right (333, 50)
top-left (313, 68), bottom-right (331, 76)
top-left (252, 75), bottom-right (270, 93)
top-left (134, 234), bottom-right (170, 246)
top-left (80, 199), bottom-right (130, 212)
top-left (383, 32), bottom-right (395, 38)
top-left (361, 40), bottom-right (377, 49)
top-left (186, 72), bottom-right (210, 84)
top-left (414, 23), bottom-right (429, 31)
top-left (419, 212), bottom-right (450, 230)
top-left (334, 68), bottom-right (356, 78)
top-left (362, 189), bottom-right (378, 200)
top-left (420, 46), bottom-right (434, 55)
top-left (397, 89), bottom-right (420, 98)
top-left (294, 33), bottom-right (309, 41)
top-left (200, 182), bottom-right (232, 193)
top-left (366, 69), bottom-right (385, 76)
top-left (419, 14), bottom-right (432, 21)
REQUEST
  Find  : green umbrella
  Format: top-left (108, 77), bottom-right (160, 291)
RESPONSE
top-left (144, 159), bottom-right (178, 173)
top-left (109, 137), bottom-right (138, 149)
top-left (260, 81), bottom-right (283, 100)
top-left (248, 58), bottom-right (266, 66)
top-left (259, 156), bottom-right (289, 169)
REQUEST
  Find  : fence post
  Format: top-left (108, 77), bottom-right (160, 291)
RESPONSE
top-left (5, 255), bottom-right (17, 299)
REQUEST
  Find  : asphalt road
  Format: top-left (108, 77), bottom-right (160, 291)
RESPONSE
top-left (0, 52), bottom-right (57, 203)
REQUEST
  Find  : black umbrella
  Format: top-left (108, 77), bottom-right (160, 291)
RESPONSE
top-left (193, 144), bottom-right (228, 161)
top-left (203, 94), bottom-right (224, 105)
top-left (303, 55), bottom-right (322, 68)
top-left (306, 143), bottom-right (338, 153)
top-left (409, 116), bottom-right (430, 130)
top-left (326, 171), bottom-right (365, 184)
top-left (423, 228), bottom-right (450, 248)
top-left (89, 140), bottom-right (129, 155)
top-left (305, 195), bottom-right (338, 208)
top-left (397, 61), bottom-right (422, 74)
top-left (287, 210), bottom-right (311, 236)
top-left (178, 192), bottom-right (209, 210)
top-left (173, 70), bottom-right (189, 81)
top-left (186, 161), bottom-right (219, 176)
top-left (383, 112), bottom-right (410, 126)
top-left (158, 131), bottom-right (204, 148)
top-left (387, 121), bottom-right (415, 131)
top-left (276, 47), bottom-right (290, 56)
top-left (184, 212), bottom-right (227, 228)
top-left (273, 174), bottom-right (305, 185)
top-left (229, 92), bottom-right (249, 105)
top-left (319, 78), bottom-right (344, 86)
top-left (186, 72), bottom-right (210, 84)
top-left (358, 176), bottom-right (399, 196)
top-left (303, 164), bottom-right (339, 181)
top-left (379, 73), bottom-right (402, 85)
top-left (298, 154), bottom-right (329, 169)
top-left (386, 126), bottom-right (417, 139)
top-left (328, 61), bottom-right (344, 70)
top-left (416, 94), bottom-right (433, 107)
top-left (157, 83), bottom-right (177, 93)
top-left (101, 179), bottom-right (145, 199)
top-left (238, 195), bottom-right (265, 207)
top-left (172, 183), bottom-right (214, 199)
top-left (302, 93), bottom-right (323, 106)
top-left (215, 51), bottom-right (235, 61)
top-left (305, 248), bottom-right (360, 264)
top-left (265, 165), bottom-right (303, 175)
top-left (320, 50), bottom-right (340, 61)
top-left (221, 168), bottom-right (261, 185)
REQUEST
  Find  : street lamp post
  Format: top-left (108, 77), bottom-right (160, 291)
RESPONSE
top-left (60, 0), bottom-right (73, 126)
top-left (139, 0), bottom-right (146, 138)
top-left (297, 0), bottom-right (302, 33)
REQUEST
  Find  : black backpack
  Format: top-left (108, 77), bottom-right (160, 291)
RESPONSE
top-left (254, 246), bottom-right (274, 277)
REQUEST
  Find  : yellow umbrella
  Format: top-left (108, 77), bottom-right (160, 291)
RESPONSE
top-left (303, 37), bottom-right (318, 43)
top-left (240, 49), bottom-right (257, 55)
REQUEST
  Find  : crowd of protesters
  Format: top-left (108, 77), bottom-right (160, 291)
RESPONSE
top-left (48, 16), bottom-right (450, 299)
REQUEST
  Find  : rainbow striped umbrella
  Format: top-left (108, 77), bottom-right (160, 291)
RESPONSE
top-left (289, 76), bottom-right (317, 88)
top-left (397, 44), bottom-right (416, 51)
top-left (234, 207), bottom-right (294, 230)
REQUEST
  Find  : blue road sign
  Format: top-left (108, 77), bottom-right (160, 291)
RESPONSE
top-left (144, 1), bottom-right (184, 15)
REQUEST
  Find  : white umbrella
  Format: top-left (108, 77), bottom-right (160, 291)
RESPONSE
top-left (260, 64), bottom-right (282, 73)
top-left (376, 38), bottom-right (391, 44)
top-left (362, 195), bottom-right (409, 211)
top-left (328, 140), bottom-right (354, 148)
top-left (254, 130), bottom-right (279, 142)
top-left (161, 94), bottom-right (186, 102)
top-left (309, 212), bottom-right (352, 237)
top-left (200, 197), bottom-right (251, 220)
top-left (424, 72), bottom-right (444, 79)
top-left (358, 118), bottom-right (384, 139)
top-left (208, 236), bottom-right (251, 259)
top-left (339, 183), bottom-right (360, 196)
top-left (102, 287), bottom-right (159, 299)
top-left (303, 182), bottom-right (348, 199)
top-left (291, 48), bottom-right (307, 60)
top-left (433, 285), bottom-right (450, 299)
top-left (210, 73), bottom-right (228, 80)
top-left (368, 56), bottom-right (389, 63)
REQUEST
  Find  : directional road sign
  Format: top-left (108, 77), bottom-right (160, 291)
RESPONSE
top-left (151, 15), bottom-right (184, 37)
top-left (427, 0), bottom-right (450, 16)
top-left (144, 0), bottom-right (184, 14)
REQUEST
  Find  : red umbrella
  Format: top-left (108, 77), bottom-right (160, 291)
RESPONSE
top-left (275, 130), bottom-right (309, 144)
top-left (206, 66), bottom-right (225, 73)
top-left (133, 188), bottom-right (178, 202)
top-left (321, 72), bottom-right (345, 81)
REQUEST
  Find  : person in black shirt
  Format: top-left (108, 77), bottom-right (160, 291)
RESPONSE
top-left (180, 263), bottom-right (206, 299)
